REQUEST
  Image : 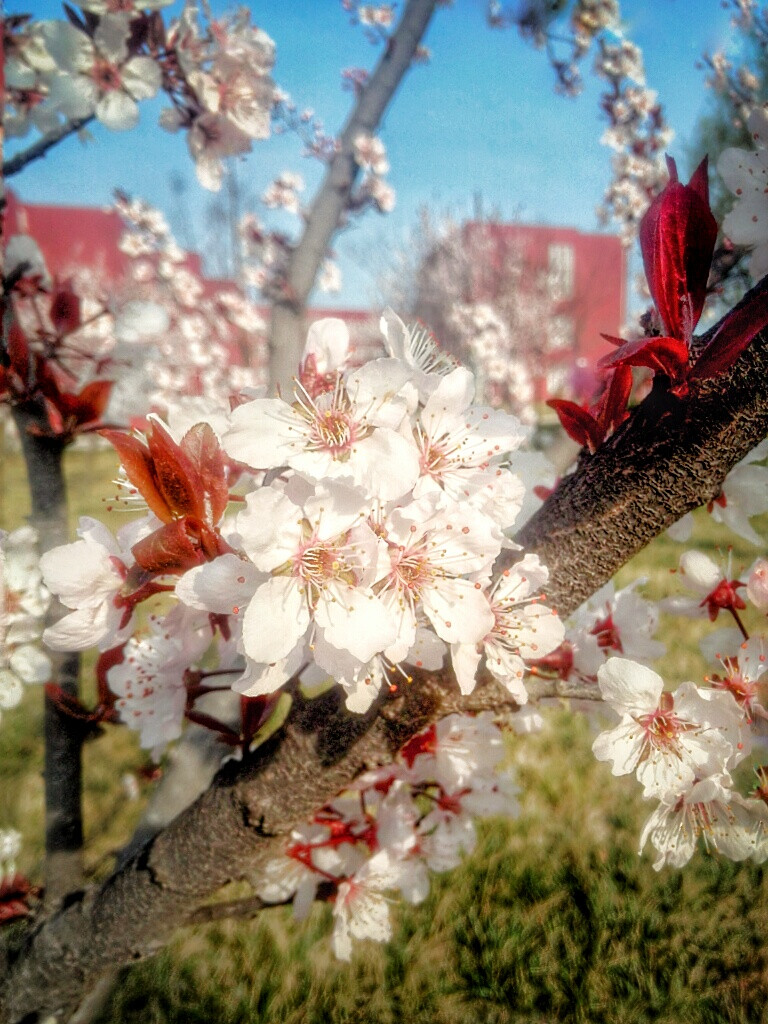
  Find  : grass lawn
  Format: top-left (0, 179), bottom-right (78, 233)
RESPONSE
top-left (3, 436), bottom-right (768, 1024)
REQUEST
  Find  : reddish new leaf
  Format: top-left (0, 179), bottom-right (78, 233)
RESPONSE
top-left (100, 429), bottom-right (174, 523)
top-left (131, 517), bottom-right (209, 574)
top-left (179, 422), bottom-right (229, 525)
top-left (546, 399), bottom-right (602, 452)
top-left (597, 334), bottom-right (690, 382)
top-left (639, 156), bottom-right (717, 344)
top-left (596, 365), bottom-right (633, 434)
top-left (146, 418), bottom-right (206, 521)
top-left (690, 287), bottom-right (768, 382)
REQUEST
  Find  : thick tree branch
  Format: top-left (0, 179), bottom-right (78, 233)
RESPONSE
top-left (516, 274), bottom-right (768, 616)
top-left (268, 0), bottom-right (438, 391)
top-left (4, 279), bottom-right (768, 1022)
top-left (2, 118), bottom-right (95, 179)
top-left (10, 406), bottom-right (84, 905)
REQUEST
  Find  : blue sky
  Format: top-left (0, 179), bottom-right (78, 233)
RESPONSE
top-left (8, 0), bottom-right (737, 307)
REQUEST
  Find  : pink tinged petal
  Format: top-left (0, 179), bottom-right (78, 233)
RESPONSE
top-left (422, 578), bottom-right (494, 645)
top-left (40, 540), bottom-right (121, 610)
top-left (175, 554), bottom-right (259, 613)
top-left (315, 586), bottom-right (397, 663)
top-left (9, 645), bottom-right (51, 685)
top-left (303, 318), bottom-right (350, 374)
top-left (420, 367), bottom-right (476, 438)
top-left (223, 398), bottom-right (303, 469)
top-left (93, 14), bottom-right (129, 63)
top-left (678, 550), bottom-right (721, 593)
top-left (484, 643), bottom-right (528, 702)
top-left (234, 648), bottom-right (303, 698)
top-left (347, 429), bottom-right (421, 503)
top-left (122, 57), bottom-right (161, 100)
top-left (303, 483), bottom-right (370, 539)
top-left (596, 657), bottom-right (664, 715)
top-left (592, 718), bottom-right (645, 776)
top-left (515, 604), bottom-right (564, 660)
top-left (450, 642), bottom-right (482, 696)
top-left (237, 487), bottom-right (303, 571)
top-left (43, 603), bottom-right (112, 652)
top-left (242, 577), bottom-right (309, 664)
top-left (96, 90), bottom-right (138, 131)
top-left (405, 628), bottom-right (446, 671)
top-left (639, 803), bottom-right (696, 870)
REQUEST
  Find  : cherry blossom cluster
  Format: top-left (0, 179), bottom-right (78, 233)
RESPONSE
top-left (718, 104), bottom-right (768, 285)
top-left (350, 134), bottom-right (396, 214)
top-left (39, 312), bottom-right (563, 758)
top-left (699, 0), bottom-right (767, 130)
top-left (256, 712), bottom-right (519, 958)
top-left (593, 34), bottom-right (674, 245)
top-left (589, 542), bottom-right (768, 870)
top-left (528, 578), bottom-right (665, 692)
top-left (110, 192), bottom-right (267, 418)
top-left (0, 528), bottom-right (51, 727)
top-left (4, 2), bottom-right (275, 192)
top-left (447, 303), bottom-right (535, 424)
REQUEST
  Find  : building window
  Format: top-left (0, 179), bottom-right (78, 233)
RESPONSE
top-left (548, 243), bottom-right (575, 300)
top-left (547, 315), bottom-right (574, 352)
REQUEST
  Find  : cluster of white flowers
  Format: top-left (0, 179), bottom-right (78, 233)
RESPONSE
top-left (590, 539), bottom-right (768, 870)
top-left (0, 528), bottom-right (51, 727)
top-left (352, 134), bottom-right (396, 214)
top-left (593, 34), bottom-right (674, 245)
top-left (700, 1), bottom-right (767, 132)
top-left (110, 193), bottom-right (267, 419)
top-left (256, 712), bottom-right (520, 958)
top-left (4, 3), bottom-right (274, 192)
top-left (448, 303), bottom-right (536, 424)
top-left (718, 104), bottom-right (768, 284)
top-left (40, 313), bottom-right (563, 748)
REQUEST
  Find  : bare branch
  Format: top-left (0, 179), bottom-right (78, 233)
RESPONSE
top-left (268, 0), bottom-right (439, 391)
top-left (3, 117), bottom-right (95, 179)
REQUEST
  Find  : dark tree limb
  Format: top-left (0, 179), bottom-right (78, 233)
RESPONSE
top-left (2, 118), bottom-right (95, 179)
top-left (4, 278), bottom-right (768, 1022)
top-left (268, 0), bottom-right (439, 391)
top-left (10, 405), bottom-right (84, 906)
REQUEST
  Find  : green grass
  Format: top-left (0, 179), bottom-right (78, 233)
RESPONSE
top-left (3, 438), bottom-right (768, 1024)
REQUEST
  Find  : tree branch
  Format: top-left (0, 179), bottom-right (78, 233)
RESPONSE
top-left (4, 278), bottom-right (768, 1022)
top-left (2, 118), bottom-right (95, 179)
top-left (268, 0), bottom-right (439, 391)
top-left (10, 405), bottom-right (84, 906)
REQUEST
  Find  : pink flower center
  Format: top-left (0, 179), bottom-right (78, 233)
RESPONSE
top-left (92, 59), bottom-right (122, 93)
top-left (308, 408), bottom-right (357, 457)
top-left (590, 612), bottom-right (623, 652)
top-left (388, 546), bottom-right (434, 598)
top-left (294, 541), bottom-right (346, 589)
top-left (637, 695), bottom-right (687, 753)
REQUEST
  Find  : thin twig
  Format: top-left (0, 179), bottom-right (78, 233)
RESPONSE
top-left (3, 116), bottom-right (95, 178)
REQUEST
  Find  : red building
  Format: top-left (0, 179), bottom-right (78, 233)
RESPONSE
top-left (462, 221), bottom-right (626, 399)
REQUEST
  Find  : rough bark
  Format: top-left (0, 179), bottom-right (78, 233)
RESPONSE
top-left (3, 279), bottom-right (768, 1021)
top-left (268, 0), bottom-right (438, 392)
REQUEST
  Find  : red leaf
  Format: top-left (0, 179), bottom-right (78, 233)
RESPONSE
top-left (179, 422), bottom-right (229, 525)
top-left (131, 517), bottom-right (208, 574)
top-left (639, 156), bottom-right (717, 343)
top-left (596, 366), bottom-right (633, 434)
top-left (547, 399), bottom-right (602, 452)
top-left (100, 429), bottom-right (174, 523)
top-left (689, 287), bottom-right (768, 381)
top-left (146, 419), bottom-right (206, 521)
top-left (597, 334), bottom-right (690, 381)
